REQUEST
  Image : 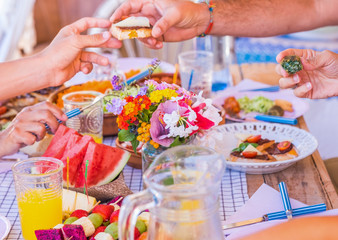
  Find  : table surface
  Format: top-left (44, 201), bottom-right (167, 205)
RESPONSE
top-left (232, 63), bottom-right (338, 209)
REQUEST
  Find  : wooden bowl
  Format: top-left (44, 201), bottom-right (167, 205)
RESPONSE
top-left (115, 138), bottom-right (142, 169)
top-left (48, 73), bottom-right (181, 136)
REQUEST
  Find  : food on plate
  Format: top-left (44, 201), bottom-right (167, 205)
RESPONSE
top-left (267, 105), bottom-right (284, 116)
top-left (42, 125), bottom-right (131, 188)
top-left (274, 99), bottom-right (294, 112)
top-left (36, 196), bottom-right (150, 240)
top-left (237, 96), bottom-right (274, 114)
top-left (223, 96), bottom-right (241, 115)
top-left (110, 16), bottom-right (152, 40)
top-left (20, 134), bottom-right (53, 157)
top-left (229, 134), bottom-right (298, 163)
top-left (281, 55), bottom-right (303, 74)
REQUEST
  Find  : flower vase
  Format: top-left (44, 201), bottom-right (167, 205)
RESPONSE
top-left (141, 142), bottom-right (168, 174)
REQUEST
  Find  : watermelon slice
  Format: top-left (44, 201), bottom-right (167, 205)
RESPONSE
top-left (35, 228), bottom-right (64, 240)
top-left (75, 142), bottom-right (131, 188)
top-left (61, 134), bottom-right (94, 187)
top-left (43, 126), bottom-right (79, 159)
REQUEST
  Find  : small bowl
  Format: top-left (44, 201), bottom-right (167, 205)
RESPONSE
top-left (115, 139), bottom-right (142, 169)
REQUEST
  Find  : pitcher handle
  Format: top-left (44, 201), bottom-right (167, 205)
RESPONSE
top-left (118, 189), bottom-right (155, 240)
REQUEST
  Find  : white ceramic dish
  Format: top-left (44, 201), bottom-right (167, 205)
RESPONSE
top-left (195, 122), bottom-right (318, 174)
top-left (0, 215), bottom-right (11, 239)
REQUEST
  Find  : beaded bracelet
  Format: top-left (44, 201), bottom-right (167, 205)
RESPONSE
top-left (198, 0), bottom-right (215, 38)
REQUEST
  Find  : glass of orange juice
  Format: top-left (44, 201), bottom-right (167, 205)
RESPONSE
top-left (12, 157), bottom-right (63, 240)
top-left (63, 90), bottom-right (104, 143)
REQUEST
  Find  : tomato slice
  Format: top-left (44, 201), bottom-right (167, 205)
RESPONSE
top-left (277, 141), bottom-right (291, 151)
top-left (242, 151), bottom-right (258, 158)
top-left (246, 135), bottom-right (261, 143)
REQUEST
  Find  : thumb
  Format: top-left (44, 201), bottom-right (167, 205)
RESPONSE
top-left (152, 9), bottom-right (181, 38)
top-left (73, 31), bottom-right (111, 48)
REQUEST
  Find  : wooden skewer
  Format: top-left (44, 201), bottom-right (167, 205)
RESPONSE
top-left (172, 63), bottom-right (179, 85)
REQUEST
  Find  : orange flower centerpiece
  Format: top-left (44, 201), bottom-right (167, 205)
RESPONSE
top-left (106, 59), bottom-right (222, 171)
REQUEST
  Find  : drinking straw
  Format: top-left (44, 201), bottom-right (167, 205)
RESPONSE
top-left (66, 157), bottom-right (70, 190)
top-left (173, 64), bottom-right (179, 85)
top-left (84, 160), bottom-right (89, 203)
top-left (188, 69), bottom-right (194, 91)
top-left (279, 182), bottom-right (293, 220)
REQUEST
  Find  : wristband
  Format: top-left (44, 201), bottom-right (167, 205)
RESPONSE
top-left (198, 0), bottom-right (215, 37)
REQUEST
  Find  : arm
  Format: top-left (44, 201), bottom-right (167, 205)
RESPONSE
top-left (0, 17), bottom-right (122, 101)
top-left (111, 0), bottom-right (338, 48)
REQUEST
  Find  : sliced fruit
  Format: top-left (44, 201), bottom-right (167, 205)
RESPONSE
top-left (109, 209), bottom-right (120, 223)
top-left (246, 135), bottom-right (261, 143)
top-left (75, 142), bottom-right (131, 188)
top-left (71, 209), bottom-right (88, 219)
top-left (108, 196), bottom-right (124, 207)
top-left (75, 192), bottom-right (97, 212)
top-left (134, 227), bottom-right (141, 239)
top-left (92, 226), bottom-right (107, 238)
top-left (277, 141), bottom-right (291, 151)
top-left (137, 212), bottom-right (150, 226)
top-left (35, 229), bottom-right (63, 240)
top-left (92, 205), bottom-right (114, 221)
top-left (54, 224), bottom-right (64, 229)
top-left (137, 232), bottom-right (148, 240)
top-left (72, 217), bottom-right (96, 237)
top-left (135, 220), bottom-right (147, 234)
top-left (102, 221), bottom-right (110, 227)
top-left (88, 213), bottom-right (104, 229)
top-left (105, 222), bottom-right (118, 240)
top-left (242, 151), bottom-right (258, 158)
top-left (64, 217), bottom-right (78, 225)
top-left (62, 189), bottom-right (77, 218)
top-left (94, 232), bottom-right (114, 240)
top-left (63, 224), bottom-right (87, 240)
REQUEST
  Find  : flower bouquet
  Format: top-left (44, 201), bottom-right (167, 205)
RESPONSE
top-left (105, 61), bottom-right (222, 154)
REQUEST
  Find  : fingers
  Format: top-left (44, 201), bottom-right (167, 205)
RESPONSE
top-left (138, 38), bottom-right (163, 49)
top-left (73, 31), bottom-right (112, 49)
top-left (279, 74), bottom-right (300, 89)
top-left (80, 62), bottom-right (94, 74)
top-left (276, 49), bottom-right (318, 63)
top-left (33, 102), bottom-right (67, 122)
top-left (110, 0), bottom-right (143, 22)
top-left (81, 52), bottom-right (109, 65)
top-left (18, 122), bottom-right (47, 142)
top-left (65, 17), bottom-right (112, 34)
top-left (275, 64), bottom-right (290, 78)
top-left (99, 38), bottom-right (123, 49)
top-left (301, 50), bottom-right (335, 71)
top-left (293, 82), bottom-right (312, 98)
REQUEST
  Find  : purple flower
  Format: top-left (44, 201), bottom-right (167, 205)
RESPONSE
top-left (137, 86), bottom-right (148, 97)
top-left (150, 101), bottom-right (178, 147)
top-left (111, 75), bottom-right (123, 91)
top-left (106, 98), bottom-right (126, 115)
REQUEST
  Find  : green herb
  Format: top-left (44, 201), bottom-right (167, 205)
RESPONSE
top-left (232, 142), bottom-right (259, 152)
top-left (238, 96), bottom-right (274, 114)
top-left (281, 55), bottom-right (303, 74)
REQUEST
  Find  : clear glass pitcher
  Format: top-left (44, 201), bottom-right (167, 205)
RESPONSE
top-left (118, 145), bottom-right (226, 240)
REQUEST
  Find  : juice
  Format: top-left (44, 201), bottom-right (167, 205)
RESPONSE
top-left (18, 188), bottom-right (62, 240)
top-left (84, 133), bottom-right (103, 144)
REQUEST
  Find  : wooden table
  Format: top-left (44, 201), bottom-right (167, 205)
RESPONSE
top-left (230, 63), bottom-right (338, 209)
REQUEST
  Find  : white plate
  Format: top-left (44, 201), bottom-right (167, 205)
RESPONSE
top-left (195, 122), bottom-right (318, 174)
top-left (213, 91), bottom-right (309, 119)
top-left (0, 215), bottom-right (11, 239)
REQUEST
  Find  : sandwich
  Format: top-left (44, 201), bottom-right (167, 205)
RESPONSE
top-left (110, 16), bottom-right (152, 40)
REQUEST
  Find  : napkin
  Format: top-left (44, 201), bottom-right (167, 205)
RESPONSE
top-left (225, 183), bottom-right (338, 239)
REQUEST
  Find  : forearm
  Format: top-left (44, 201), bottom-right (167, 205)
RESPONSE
top-left (0, 53), bottom-right (51, 101)
top-left (207, 0), bottom-right (337, 37)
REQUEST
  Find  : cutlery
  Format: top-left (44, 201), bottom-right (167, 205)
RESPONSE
top-left (239, 85), bottom-right (280, 92)
top-left (255, 115), bottom-right (298, 125)
top-left (223, 203), bottom-right (326, 230)
top-left (279, 182), bottom-right (293, 220)
top-left (125, 59), bottom-right (160, 85)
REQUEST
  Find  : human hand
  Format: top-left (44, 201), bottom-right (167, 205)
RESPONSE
top-left (0, 102), bottom-right (67, 157)
top-left (40, 17), bottom-right (122, 87)
top-left (276, 49), bottom-right (338, 99)
top-left (110, 0), bottom-right (210, 49)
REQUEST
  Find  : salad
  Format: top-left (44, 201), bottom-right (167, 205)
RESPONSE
top-left (237, 96), bottom-right (274, 114)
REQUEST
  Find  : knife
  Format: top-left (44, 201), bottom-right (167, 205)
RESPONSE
top-left (223, 203), bottom-right (326, 230)
top-left (279, 182), bottom-right (293, 220)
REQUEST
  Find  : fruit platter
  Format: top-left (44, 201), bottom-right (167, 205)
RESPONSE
top-left (36, 194), bottom-right (149, 240)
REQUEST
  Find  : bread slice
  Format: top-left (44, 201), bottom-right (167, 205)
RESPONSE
top-left (110, 25), bottom-right (152, 40)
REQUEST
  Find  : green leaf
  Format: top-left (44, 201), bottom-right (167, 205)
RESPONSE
top-left (131, 138), bottom-right (139, 154)
top-left (170, 136), bottom-right (185, 148)
top-left (232, 147), bottom-right (241, 152)
top-left (237, 142), bottom-right (259, 152)
top-left (118, 129), bottom-right (135, 142)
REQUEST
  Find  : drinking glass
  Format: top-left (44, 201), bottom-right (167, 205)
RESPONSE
top-left (12, 158), bottom-right (63, 240)
top-left (63, 90), bottom-right (104, 143)
top-left (178, 51), bottom-right (214, 97)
